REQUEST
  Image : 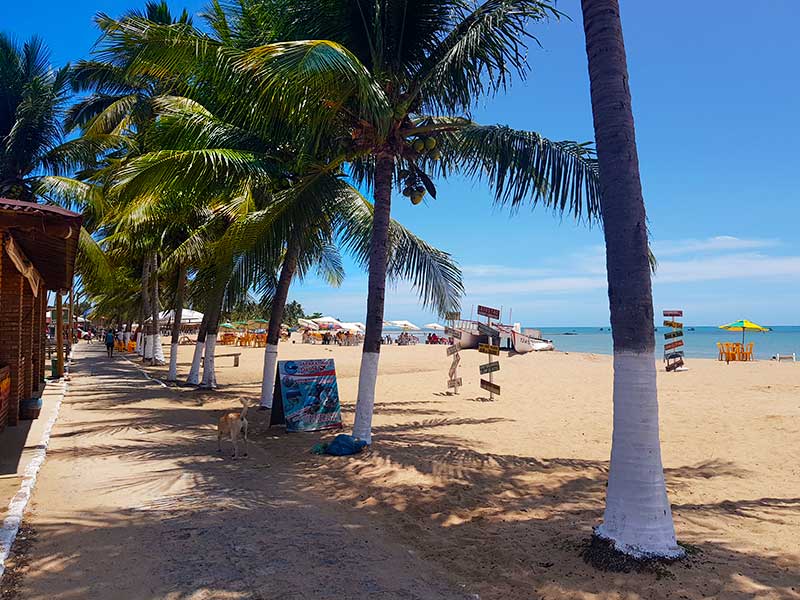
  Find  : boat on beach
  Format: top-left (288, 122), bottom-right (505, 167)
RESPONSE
top-left (451, 319), bottom-right (554, 353)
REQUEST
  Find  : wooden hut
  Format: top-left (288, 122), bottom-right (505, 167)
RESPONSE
top-left (0, 199), bottom-right (81, 429)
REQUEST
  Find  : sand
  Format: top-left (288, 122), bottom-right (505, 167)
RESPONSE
top-left (5, 338), bottom-right (800, 599)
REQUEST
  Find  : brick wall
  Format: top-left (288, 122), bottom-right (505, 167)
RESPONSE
top-left (32, 284), bottom-right (44, 389)
top-left (0, 249), bottom-right (24, 426)
top-left (21, 283), bottom-right (34, 401)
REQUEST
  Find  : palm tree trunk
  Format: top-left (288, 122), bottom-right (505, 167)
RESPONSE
top-left (168, 264), bottom-right (187, 381)
top-left (150, 253), bottom-right (165, 365)
top-left (201, 283), bottom-right (226, 389)
top-left (140, 255), bottom-right (153, 361)
top-left (259, 238), bottom-right (300, 409)
top-left (581, 0), bottom-right (681, 559)
top-left (352, 153), bottom-right (394, 444)
top-left (187, 311), bottom-right (208, 385)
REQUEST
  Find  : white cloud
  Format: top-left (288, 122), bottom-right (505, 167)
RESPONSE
top-left (654, 252), bottom-right (800, 283)
top-left (652, 236), bottom-right (779, 257)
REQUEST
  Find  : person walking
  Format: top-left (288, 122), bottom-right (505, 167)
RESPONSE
top-left (105, 329), bottom-right (115, 358)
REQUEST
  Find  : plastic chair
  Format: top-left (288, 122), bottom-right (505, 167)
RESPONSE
top-left (716, 342), bottom-right (725, 361)
top-left (743, 342), bottom-right (754, 361)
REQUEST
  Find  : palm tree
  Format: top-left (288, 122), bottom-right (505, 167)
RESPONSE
top-left (0, 34), bottom-right (79, 200)
top-left (110, 0), bottom-right (601, 443)
top-left (580, 0), bottom-right (682, 559)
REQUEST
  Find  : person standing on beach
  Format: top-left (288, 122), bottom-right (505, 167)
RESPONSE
top-left (105, 329), bottom-right (115, 358)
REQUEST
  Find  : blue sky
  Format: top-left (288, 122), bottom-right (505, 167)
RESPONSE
top-left (9, 1), bottom-right (800, 326)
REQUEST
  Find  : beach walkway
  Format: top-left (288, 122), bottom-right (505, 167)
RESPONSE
top-left (3, 342), bottom-right (466, 600)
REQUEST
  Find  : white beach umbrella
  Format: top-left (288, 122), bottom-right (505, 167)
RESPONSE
top-left (390, 320), bottom-right (420, 331)
top-left (297, 318), bottom-right (319, 330)
top-left (423, 323), bottom-right (445, 330)
top-left (158, 308), bottom-right (204, 324)
top-left (313, 316), bottom-right (343, 330)
top-left (339, 322), bottom-right (365, 332)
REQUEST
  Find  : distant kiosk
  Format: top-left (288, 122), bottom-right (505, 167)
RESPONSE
top-left (663, 310), bottom-right (687, 372)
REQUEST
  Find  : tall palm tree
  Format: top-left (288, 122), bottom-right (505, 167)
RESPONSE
top-left (0, 34), bottom-right (82, 200)
top-left (580, 0), bottom-right (682, 559)
top-left (111, 0), bottom-right (601, 443)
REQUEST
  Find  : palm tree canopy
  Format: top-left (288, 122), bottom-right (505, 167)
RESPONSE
top-left (0, 34), bottom-right (71, 200)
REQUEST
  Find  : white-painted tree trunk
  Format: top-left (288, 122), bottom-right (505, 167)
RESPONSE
top-left (152, 333), bottom-right (165, 363)
top-left (352, 352), bottom-right (380, 444)
top-left (123, 331), bottom-right (130, 346)
top-left (596, 352), bottom-right (682, 558)
top-left (201, 334), bottom-right (217, 389)
top-left (144, 334), bottom-right (155, 360)
top-left (186, 340), bottom-right (204, 385)
top-left (136, 332), bottom-right (144, 355)
top-left (259, 343), bottom-right (280, 408)
top-left (167, 342), bottom-right (179, 380)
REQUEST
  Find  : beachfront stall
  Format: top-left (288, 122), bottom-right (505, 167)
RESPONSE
top-left (0, 199), bottom-right (81, 430)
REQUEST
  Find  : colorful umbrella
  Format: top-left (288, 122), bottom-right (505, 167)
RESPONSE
top-left (719, 319), bottom-right (770, 344)
top-left (221, 322), bottom-right (236, 329)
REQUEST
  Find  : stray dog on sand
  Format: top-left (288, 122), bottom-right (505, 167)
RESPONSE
top-left (217, 399), bottom-right (249, 458)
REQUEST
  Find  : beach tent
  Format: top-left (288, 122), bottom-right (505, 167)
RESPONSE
top-left (339, 322), bottom-right (365, 332)
top-left (719, 319), bottom-right (770, 344)
top-left (423, 323), bottom-right (445, 330)
top-left (297, 318), bottom-right (319, 330)
top-left (158, 309), bottom-right (204, 324)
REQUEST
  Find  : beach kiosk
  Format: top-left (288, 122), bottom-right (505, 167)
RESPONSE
top-left (0, 199), bottom-right (81, 430)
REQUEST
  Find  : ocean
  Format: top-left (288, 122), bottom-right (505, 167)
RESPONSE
top-left (536, 326), bottom-right (800, 360)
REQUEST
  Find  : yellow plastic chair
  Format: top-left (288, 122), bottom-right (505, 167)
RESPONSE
top-left (716, 342), bottom-right (725, 361)
top-left (743, 342), bottom-right (754, 361)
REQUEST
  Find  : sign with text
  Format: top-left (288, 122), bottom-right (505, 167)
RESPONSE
top-left (448, 353), bottom-right (461, 378)
top-left (444, 326), bottom-right (462, 339)
top-left (446, 343), bottom-right (461, 356)
top-left (270, 359), bottom-right (343, 432)
top-left (663, 320), bottom-right (683, 329)
top-left (664, 339), bottom-right (684, 351)
top-left (480, 379), bottom-right (501, 395)
top-left (665, 358), bottom-right (685, 372)
top-left (665, 351), bottom-right (684, 360)
top-left (478, 343), bottom-right (500, 356)
top-left (664, 330), bottom-right (683, 340)
top-left (477, 305), bottom-right (501, 320)
top-left (479, 361), bottom-right (501, 375)
top-left (477, 322), bottom-right (499, 337)
top-left (444, 311), bottom-right (461, 321)
top-left (448, 377), bottom-right (462, 389)
top-left (663, 310), bottom-right (683, 317)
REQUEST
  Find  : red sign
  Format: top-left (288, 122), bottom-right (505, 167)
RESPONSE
top-left (663, 310), bottom-right (683, 317)
top-left (664, 339), bottom-right (684, 351)
top-left (477, 305), bottom-right (501, 320)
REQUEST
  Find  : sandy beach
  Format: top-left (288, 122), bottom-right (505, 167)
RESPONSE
top-left (108, 339), bottom-right (800, 599)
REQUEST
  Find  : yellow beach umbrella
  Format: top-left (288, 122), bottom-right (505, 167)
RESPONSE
top-left (719, 319), bottom-right (770, 344)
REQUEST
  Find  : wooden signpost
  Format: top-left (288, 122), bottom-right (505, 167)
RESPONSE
top-left (477, 304), bottom-right (501, 399)
top-left (663, 310), bottom-right (687, 372)
top-left (445, 312), bottom-right (462, 394)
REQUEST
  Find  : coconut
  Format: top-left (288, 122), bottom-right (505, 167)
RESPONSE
top-left (430, 149), bottom-right (441, 161)
top-left (424, 137), bottom-right (436, 150)
top-left (410, 191), bottom-right (424, 205)
top-left (412, 139), bottom-right (425, 152)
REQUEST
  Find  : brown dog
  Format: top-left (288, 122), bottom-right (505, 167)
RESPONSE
top-left (217, 399), bottom-right (249, 458)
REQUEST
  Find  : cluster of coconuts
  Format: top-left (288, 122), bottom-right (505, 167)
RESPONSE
top-left (411, 136), bottom-right (441, 161)
top-left (402, 180), bottom-right (426, 205)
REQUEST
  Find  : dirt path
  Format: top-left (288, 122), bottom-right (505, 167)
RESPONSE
top-left (4, 343), bottom-right (467, 600)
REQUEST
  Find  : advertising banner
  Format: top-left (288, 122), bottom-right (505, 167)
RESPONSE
top-left (270, 359), bottom-right (343, 432)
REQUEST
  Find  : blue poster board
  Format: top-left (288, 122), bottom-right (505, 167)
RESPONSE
top-left (270, 359), bottom-right (343, 432)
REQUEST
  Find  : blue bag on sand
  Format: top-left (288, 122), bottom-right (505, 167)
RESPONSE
top-left (324, 434), bottom-right (367, 456)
